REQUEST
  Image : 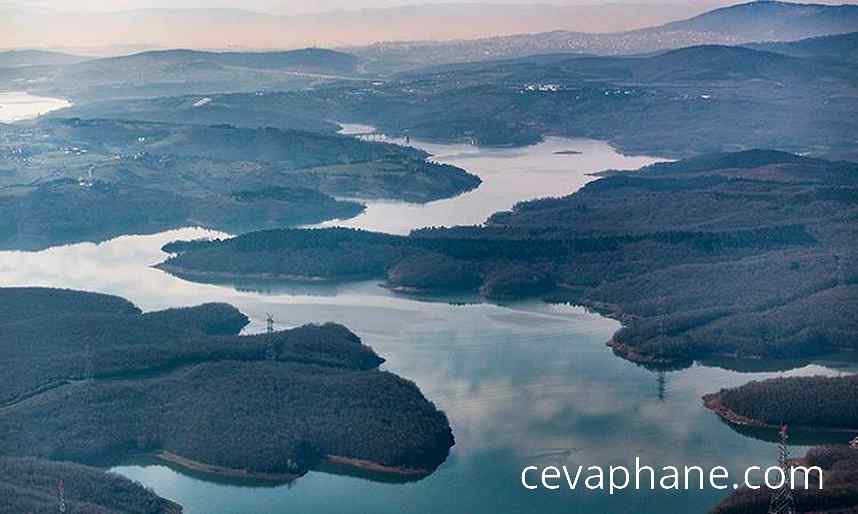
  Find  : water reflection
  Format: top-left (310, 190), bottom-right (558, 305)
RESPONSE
top-left (317, 131), bottom-right (665, 234)
top-left (0, 91), bottom-right (71, 122)
top-left (1, 135), bottom-right (855, 513)
top-left (2, 228), bottom-right (855, 513)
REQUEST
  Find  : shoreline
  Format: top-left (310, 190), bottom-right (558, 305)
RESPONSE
top-left (323, 455), bottom-right (433, 478)
top-left (155, 451), bottom-right (303, 483)
top-left (0, 91), bottom-right (73, 123)
top-left (702, 393), bottom-right (858, 434)
top-left (153, 451), bottom-right (433, 483)
top-left (606, 338), bottom-right (678, 366)
top-left (154, 263), bottom-right (339, 283)
top-left (151, 263), bottom-right (847, 370)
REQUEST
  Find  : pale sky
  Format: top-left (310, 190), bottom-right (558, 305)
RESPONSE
top-left (14, 0), bottom-right (857, 16)
top-left (4, 0), bottom-right (858, 52)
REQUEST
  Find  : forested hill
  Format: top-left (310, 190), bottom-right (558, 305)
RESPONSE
top-left (39, 118), bottom-right (423, 166)
top-left (348, 1), bottom-right (858, 69)
top-left (0, 118), bottom-right (479, 250)
top-left (657, 1), bottom-right (858, 42)
top-left (158, 150), bottom-right (858, 367)
top-left (75, 48), bottom-right (359, 75)
top-left (746, 31), bottom-right (858, 62)
top-left (0, 47), bottom-right (362, 101)
top-left (0, 457), bottom-right (181, 514)
top-left (0, 49), bottom-right (87, 68)
top-left (711, 445), bottom-right (858, 514)
top-left (129, 41), bottom-right (858, 160)
top-left (0, 288), bottom-right (454, 480)
top-left (705, 375), bottom-right (858, 431)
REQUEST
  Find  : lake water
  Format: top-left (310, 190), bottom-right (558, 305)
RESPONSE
top-left (1, 133), bottom-right (854, 513)
top-left (317, 124), bottom-right (663, 234)
top-left (0, 91), bottom-right (71, 122)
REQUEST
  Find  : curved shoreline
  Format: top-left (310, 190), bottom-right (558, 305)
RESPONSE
top-left (152, 262), bottom-right (842, 371)
top-left (152, 452), bottom-right (433, 483)
top-left (606, 338), bottom-right (676, 366)
top-left (0, 91), bottom-right (73, 123)
top-left (702, 393), bottom-right (858, 434)
top-left (154, 263), bottom-right (337, 283)
top-left (323, 455), bottom-right (433, 478)
top-left (155, 451), bottom-right (303, 483)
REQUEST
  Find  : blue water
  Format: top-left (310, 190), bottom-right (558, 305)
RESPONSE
top-left (1, 135), bottom-right (852, 513)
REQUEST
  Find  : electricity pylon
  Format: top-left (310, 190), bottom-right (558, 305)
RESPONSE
top-left (768, 425), bottom-right (796, 514)
top-left (265, 313), bottom-right (276, 361)
top-left (656, 370), bottom-right (668, 402)
top-left (57, 479), bottom-right (66, 513)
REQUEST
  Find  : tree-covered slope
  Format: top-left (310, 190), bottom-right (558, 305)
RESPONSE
top-left (0, 457), bottom-right (181, 514)
top-left (158, 151), bottom-right (858, 366)
top-left (705, 375), bottom-right (858, 431)
top-left (711, 446), bottom-right (858, 514)
top-left (0, 288), bottom-right (454, 478)
top-left (172, 42), bottom-right (858, 160)
top-left (0, 118), bottom-right (479, 249)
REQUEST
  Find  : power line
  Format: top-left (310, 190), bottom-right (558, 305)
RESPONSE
top-left (57, 479), bottom-right (66, 514)
top-left (768, 425), bottom-right (796, 514)
top-left (265, 313), bottom-right (276, 361)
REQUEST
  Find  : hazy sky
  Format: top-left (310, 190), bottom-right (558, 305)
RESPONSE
top-left (14, 0), bottom-right (858, 15)
top-left (4, 0), bottom-right (858, 52)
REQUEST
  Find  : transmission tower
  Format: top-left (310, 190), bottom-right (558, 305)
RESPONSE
top-left (265, 313), bottom-right (276, 361)
top-left (57, 479), bottom-right (67, 513)
top-left (656, 370), bottom-right (668, 402)
top-left (768, 425), bottom-right (796, 514)
top-left (83, 339), bottom-right (94, 382)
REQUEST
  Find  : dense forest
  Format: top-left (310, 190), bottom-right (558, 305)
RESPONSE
top-left (0, 457), bottom-right (181, 514)
top-left (0, 288), bottom-right (454, 479)
top-left (0, 289), bottom-right (380, 406)
top-left (711, 446), bottom-right (858, 514)
top-left (0, 361), bottom-right (454, 477)
top-left (0, 118), bottom-right (479, 249)
top-left (159, 150), bottom-right (858, 366)
top-left (705, 375), bottom-right (858, 430)
top-left (59, 37), bottom-right (858, 162)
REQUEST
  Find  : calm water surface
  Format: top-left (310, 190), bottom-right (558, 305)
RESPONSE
top-left (318, 125), bottom-right (663, 234)
top-left (1, 132), bottom-right (853, 514)
top-left (0, 91), bottom-right (71, 122)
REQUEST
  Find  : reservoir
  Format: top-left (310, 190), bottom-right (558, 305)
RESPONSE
top-left (0, 132), bottom-right (853, 513)
top-left (0, 91), bottom-right (71, 122)
top-left (317, 125), bottom-right (663, 234)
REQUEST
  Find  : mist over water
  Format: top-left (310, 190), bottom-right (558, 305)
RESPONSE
top-left (0, 91), bottom-right (71, 122)
top-left (317, 126), bottom-right (664, 234)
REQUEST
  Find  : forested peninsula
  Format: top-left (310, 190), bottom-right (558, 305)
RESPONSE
top-left (704, 375), bottom-right (858, 433)
top-left (0, 118), bottom-right (479, 250)
top-left (0, 288), bottom-right (454, 488)
top-left (158, 150), bottom-right (858, 366)
top-left (0, 457), bottom-right (182, 514)
top-left (711, 446), bottom-right (858, 514)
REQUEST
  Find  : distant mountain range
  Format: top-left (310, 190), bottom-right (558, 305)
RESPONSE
top-left (57, 32), bottom-right (858, 160)
top-left (746, 30), bottom-right (858, 61)
top-left (660, 0), bottom-right (858, 41)
top-left (0, 49), bottom-right (86, 67)
top-left (0, 48), bottom-right (362, 101)
top-left (72, 48), bottom-right (359, 76)
top-left (3, 1), bottom-right (858, 99)
top-left (0, 2), bottom-right (724, 52)
top-left (349, 1), bottom-right (858, 70)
